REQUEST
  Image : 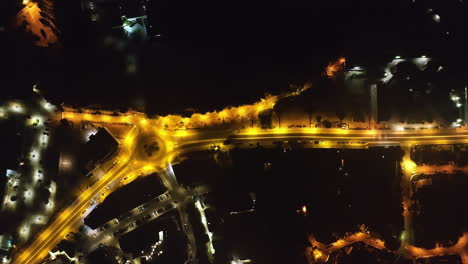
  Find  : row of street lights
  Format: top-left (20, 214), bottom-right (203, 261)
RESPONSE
top-left (450, 87), bottom-right (468, 127)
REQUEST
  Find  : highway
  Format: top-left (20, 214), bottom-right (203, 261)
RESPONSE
top-left (12, 108), bottom-right (468, 264)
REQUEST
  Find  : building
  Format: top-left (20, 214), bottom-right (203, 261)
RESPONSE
top-left (81, 127), bottom-right (119, 175)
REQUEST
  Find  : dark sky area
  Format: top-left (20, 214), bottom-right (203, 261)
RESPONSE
top-left (1, 0), bottom-right (468, 113)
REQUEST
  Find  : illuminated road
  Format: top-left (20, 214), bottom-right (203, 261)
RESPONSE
top-left (306, 231), bottom-right (468, 264)
top-left (13, 104), bottom-right (468, 264)
top-left (13, 124), bottom-right (139, 264)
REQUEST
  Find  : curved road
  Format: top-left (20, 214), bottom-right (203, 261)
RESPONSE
top-left (13, 112), bottom-right (468, 264)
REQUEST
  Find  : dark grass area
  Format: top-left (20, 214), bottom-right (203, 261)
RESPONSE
top-left (173, 146), bottom-right (404, 264)
top-left (413, 173), bottom-right (468, 248)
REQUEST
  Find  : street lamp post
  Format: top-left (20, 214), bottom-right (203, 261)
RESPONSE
top-left (465, 86), bottom-right (468, 126)
top-left (450, 90), bottom-right (463, 127)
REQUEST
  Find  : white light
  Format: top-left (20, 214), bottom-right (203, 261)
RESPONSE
top-left (457, 119), bottom-right (462, 122)
top-left (30, 115), bottom-right (42, 126)
top-left (84, 129), bottom-right (98, 142)
top-left (41, 134), bottom-right (49, 146)
top-left (432, 14), bottom-right (440, 23)
top-left (395, 55), bottom-right (401, 59)
top-left (61, 158), bottom-right (72, 169)
top-left (457, 103), bottom-right (462, 107)
top-left (10, 103), bottom-right (23, 113)
top-left (396, 126), bottom-right (405, 131)
top-left (30, 150), bottom-right (39, 161)
top-left (42, 100), bottom-right (54, 111)
top-left (123, 25), bottom-right (136, 36)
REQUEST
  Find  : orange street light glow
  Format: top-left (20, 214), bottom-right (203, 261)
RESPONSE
top-left (124, 136), bottom-right (134, 145)
top-left (142, 164), bottom-right (154, 172)
top-left (403, 159), bottom-right (417, 172)
top-left (17, 85), bottom-right (468, 264)
top-left (273, 127), bottom-right (287, 134)
top-left (313, 249), bottom-right (323, 260)
top-left (102, 115), bottom-right (111, 122)
top-left (175, 129), bottom-right (189, 137)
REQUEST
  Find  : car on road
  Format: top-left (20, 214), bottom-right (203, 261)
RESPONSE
top-left (112, 227), bottom-right (127, 237)
top-left (118, 212), bottom-right (132, 221)
top-left (144, 214), bottom-right (152, 220)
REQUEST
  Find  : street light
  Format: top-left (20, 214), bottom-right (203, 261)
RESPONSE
top-left (450, 90), bottom-right (463, 125)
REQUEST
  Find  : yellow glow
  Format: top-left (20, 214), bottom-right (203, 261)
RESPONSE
top-left (256, 104), bottom-right (265, 113)
top-left (175, 129), bottom-right (189, 137)
top-left (124, 136), bottom-right (134, 145)
top-left (313, 249), bottom-right (323, 260)
top-left (140, 118), bottom-right (148, 125)
top-left (101, 115), bottom-right (111, 122)
top-left (337, 129), bottom-right (350, 135)
top-left (272, 127), bottom-right (287, 134)
top-left (302, 205), bottom-right (307, 214)
top-left (158, 128), bottom-right (168, 136)
top-left (366, 130), bottom-right (377, 135)
top-left (142, 164), bottom-right (154, 172)
top-left (119, 115), bottom-right (131, 123)
top-left (165, 140), bottom-right (175, 152)
top-left (326, 57), bottom-right (346, 78)
top-left (15, 0), bottom-right (59, 47)
top-left (64, 112), bottom-right (74, 119)
top-left (247, 127), bottom-right (261, 135)
top-left (305, 127), bottom-right (318, 134)
top-left (402, 159), bottom-right (417, 172)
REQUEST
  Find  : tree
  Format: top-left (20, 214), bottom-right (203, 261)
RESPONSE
top-left (315, 115), bottom-right (322, 127)
top-left (322, 120), bottom-right (332, 128)
top-left (336, 107), bottom-right (346, 123)
top-left (305, 104), bottom-right (315, 127)
top-left (273, 99), bottom-right (289, 128)
top-left (259, 109), bottom-right (273, 129)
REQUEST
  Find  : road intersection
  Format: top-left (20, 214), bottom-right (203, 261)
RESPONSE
top-left (13, 107), bottom-right (468, 264)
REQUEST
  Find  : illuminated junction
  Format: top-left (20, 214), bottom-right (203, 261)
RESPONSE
top-left (6, 87), bottom-right (468, 264)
